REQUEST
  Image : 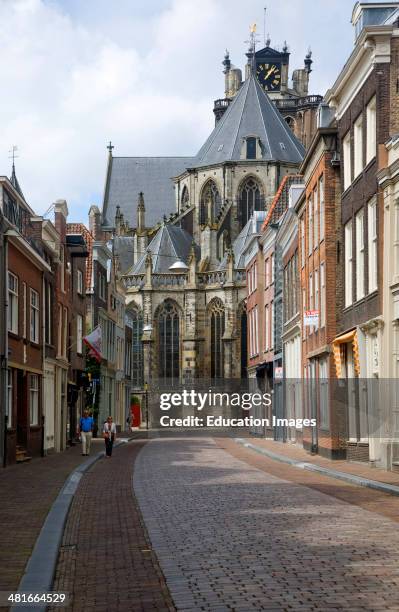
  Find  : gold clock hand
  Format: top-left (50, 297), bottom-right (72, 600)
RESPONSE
top-left (265, 66), bottom-right (275, 80)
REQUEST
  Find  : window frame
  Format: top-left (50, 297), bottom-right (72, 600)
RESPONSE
top-left (320, 262), bottom-right (326, 329)
top-left (353, 113), bottom-right (364, 179)
top-left (29, 374), bottom-right (39, 426)
top-left (8, 271), bottom-right (19, 334)
top-left (368, 198), bottom-right (378, 293)
top-left (319, 175), bottom-right (325, 241)
top-left (77, 314), bottom-right (83, 355)
top-left (30, 288), bottom-right (39, 344)
top-left (77, 269), bottom-right (84, 295)
top-left (345, 220), bottom-right (353, 307)
top-left (355, 208), bottom-right (365, 301)
top-left (366, 96), bottom-right (377, 165)
top-left (343, 130), bottom-right (351, 190)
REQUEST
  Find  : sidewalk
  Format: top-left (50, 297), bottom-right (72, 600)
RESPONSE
top-left (0, 431), bottom-right (142, 596)
top-left (51, 441), bottom-right (175, 611)
top-left (236, 437), bottom-right (399, 488)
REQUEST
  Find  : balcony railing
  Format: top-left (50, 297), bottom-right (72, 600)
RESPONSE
top-left (152, 273), bottom-right (187, 287)
top-left (197, 271), bottom-right (227, 286)
top-left (123, 275), bottom-right (145, 289)
top-left (213, 98), bottom-right (231, 110)
top-left (275, 95), bottom-right (323, 109)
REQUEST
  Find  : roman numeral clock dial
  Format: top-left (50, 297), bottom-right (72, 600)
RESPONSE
top-left (256, 62), bottom-right (282, 92)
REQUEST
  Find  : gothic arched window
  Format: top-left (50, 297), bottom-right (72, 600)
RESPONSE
top-left (181, 185), bottom-right (189, 209)
top-left (209, 298), bottom-right (225, 378)
top-left (200, 180), bottom-right (221, 225)
top-left (129, 308), bottom-right (143, 388)
top-left (238, 178), bottom-right (262, 228)
top-left (157, 300), bottom-right (180, 379)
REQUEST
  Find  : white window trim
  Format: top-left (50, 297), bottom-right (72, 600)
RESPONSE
top-left (354, 114), bottom-right (364, 179)
top-left (345, 220), bottom-right (353, 307)
top-left (30, 288), bottom-right (39, 344)
top-left (265, 304), bottom-right (269, 351)
top-left (366, 96), bottom-right (376, 165)
top-left (320, 262), bottom-right (326, 328)
top-left (313, 188), bottom-right (318, 248)
top-left (8, 272), bottom-right (18, 334)
top-left (319, 175), bottom-right (325, 241)
top-left (30, 374), bottom-right (39, 426)
top-left (308, 197), bottom-right (313, 255)
top-left (368, 199), bottom-right (378, 293)
top-left (77, 269), bottom-right (84, 295)
top-left (77, 314), bottom-right (83, 355)
top-left (356, 209), bottom-right (365, 301)
top-left (343, 131), bottom-right (351, 190)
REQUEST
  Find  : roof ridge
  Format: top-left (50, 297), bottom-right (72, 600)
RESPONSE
top-left (253, 76), bottom-right (272, 157)
top-left (261, 174), bottom-right (302, 230)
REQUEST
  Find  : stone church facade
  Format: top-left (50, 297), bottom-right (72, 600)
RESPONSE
top-left (100, 42), bottom-right (320, 389)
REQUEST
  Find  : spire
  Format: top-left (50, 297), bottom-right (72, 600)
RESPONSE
top-left (245, 23), bottom-right (259, 77)
top-left (304, 48), bottom-right (313, 73)
top-left (222, 49), bottom-right (231, 74)
top-left (115, 205), bottom-right (122, 235)
top-left (107, 140), bottom-right (114, 156)
top-left (9, 145), bottom-right (25, 200)
top-left (137, 191), bottom-right (145, 232)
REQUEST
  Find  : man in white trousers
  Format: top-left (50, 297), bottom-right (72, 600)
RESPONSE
top-left (78, 410), bottom-right (94, 456)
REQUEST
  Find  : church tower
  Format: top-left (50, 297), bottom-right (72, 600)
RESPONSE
top-left (213, 28), bottom-right (322, 149)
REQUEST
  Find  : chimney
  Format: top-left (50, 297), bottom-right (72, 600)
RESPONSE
top-left (89, 205), bottom-right (102, 240)
top-left (54, 199), bottom-right (69, 239)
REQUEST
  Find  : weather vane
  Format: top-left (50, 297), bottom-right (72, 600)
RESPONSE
top-left (9, 145), bottom-right (19, 168)
top-left (245, 23), bottom-right (260, 73)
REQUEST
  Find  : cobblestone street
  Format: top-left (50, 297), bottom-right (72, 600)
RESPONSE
top-left (134, 438), bottom-right (399, 611)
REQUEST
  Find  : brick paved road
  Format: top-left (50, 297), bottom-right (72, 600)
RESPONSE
top-left (51, 441), bottom-right (174, 612)
top-left (0, 440), bottom-right (104, 596)
top-left (134, 437), bottom-right (399, 611)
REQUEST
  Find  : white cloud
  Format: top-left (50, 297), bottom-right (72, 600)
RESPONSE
top-left (0, 0), bottom-right (355, 222)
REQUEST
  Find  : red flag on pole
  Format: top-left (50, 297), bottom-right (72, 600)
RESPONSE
top-left (84, 325), bottom-right (102, 362)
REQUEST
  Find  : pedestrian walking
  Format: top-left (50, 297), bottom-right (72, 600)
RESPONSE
top-left (103, 416), bottom-right (117, 457)
top-left (78, 410), bottom-right (94, 456)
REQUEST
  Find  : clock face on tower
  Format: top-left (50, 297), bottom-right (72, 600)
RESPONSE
top-left (256, 62), bottom-right (282, 92)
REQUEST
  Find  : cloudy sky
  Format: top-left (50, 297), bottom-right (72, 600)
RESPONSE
top-left (0, 0), bottom-right (358, 222)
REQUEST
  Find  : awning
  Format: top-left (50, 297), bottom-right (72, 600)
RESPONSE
top-left (332, 329), bottom-right (360, 378)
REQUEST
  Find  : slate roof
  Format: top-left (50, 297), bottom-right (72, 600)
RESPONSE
top-left (10, 164), bottom-right (25, 201)
top-left (129, 223), bottom-right (200, 275)
top-left (192, 74), bottom-right (305, 169)
top-left (102, 156), bottom-right (193, 229)
top-left (218, 212), bottom-right (266, 270)
top-left (113, 236), bottom-right (135, 274)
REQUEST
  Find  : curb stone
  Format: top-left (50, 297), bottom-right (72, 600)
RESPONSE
top-left (11, 438), bottom-right (133, 612)
top-left (234, 438), bottom-right (399, 497)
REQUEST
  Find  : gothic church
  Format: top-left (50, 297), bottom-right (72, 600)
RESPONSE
top-left (98, 38), bottom-right (320, 388)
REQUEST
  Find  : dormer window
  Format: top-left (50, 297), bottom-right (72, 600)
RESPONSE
top-left (246, 137), bottom-right (257, 159)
